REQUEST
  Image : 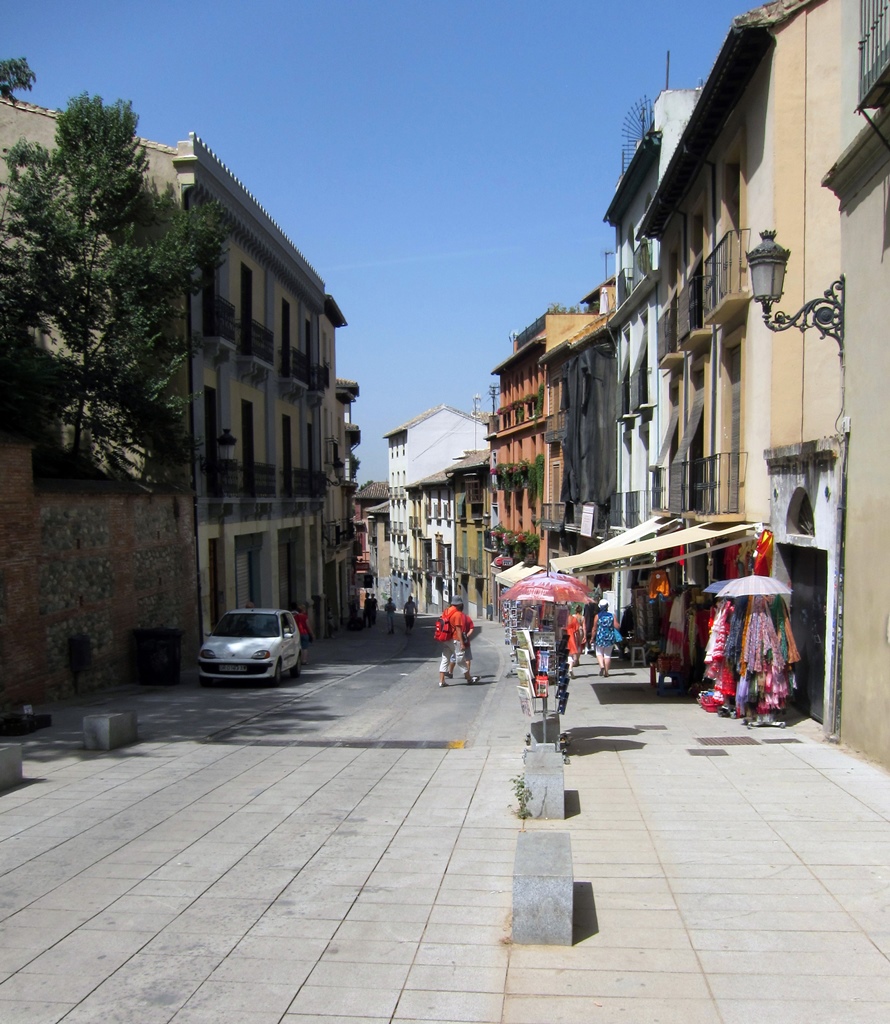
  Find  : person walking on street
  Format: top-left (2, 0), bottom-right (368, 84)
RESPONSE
top-left (591, 599), bottom-right (616, 677)
top-left (294, 604), bottom-right (313, 665)
top-left (363, 592), bottom-right (377, 628)
top-left (565, 603), bottom-right (585, 677)
top-left (384, 597), bottom-right (396, 634)
top-left (403, 596), bottom-right (416, 634)
top-left (438, 596), bottom-right (479, 686)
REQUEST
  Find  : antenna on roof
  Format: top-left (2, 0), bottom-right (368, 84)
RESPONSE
top-left (666, 50), bottom-right (670, 91)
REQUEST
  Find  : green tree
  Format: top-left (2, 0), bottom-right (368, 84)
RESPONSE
top-left (1, 93), bottom-right (226, 475)
top-left (0, 57), bottom-right (36, 102)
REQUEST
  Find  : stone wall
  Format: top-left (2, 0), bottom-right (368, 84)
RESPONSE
top-left (0, 440), bottom-right (198, 707)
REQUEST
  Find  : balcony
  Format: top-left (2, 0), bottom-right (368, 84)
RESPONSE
top-left (703, 229), bottom-right (751, 325)
top-left (540, 502), bottom-right (565, 532)
top-left (544, 410), bottom-right (567, 443)
top-left (324, 518), bottom-right (356, 548)
top-left (309, 363), bottom-right (330, 391)
top-left (630, 366), bottom-right (651, 411)
top-left (687, 452), bottom-right (747, 517)
top-left (650, 467), bottom-right (668, 514)
top-left (455, 555), bottom-right (469, 575)
top-left (424, 558), bottom-right (445, 576)
top-left (860, 1), bottom-right (890, 108)
top-left (286, 467), bottom-right (327, 498)
top-left (616, 267), bottom-right (634, 307)
top-left (203, 296), bottom-right (236, 342)
top-left (469, 557), bottom-right (485, 577)
top-left (677, 275), bottom-right (709, 353)
top-left (203, 459), bottom-right (276, 498)
top-left (237, 319), bottom-right (274, 365)
top-left (657, 299), bottom-right (682, 368)
top-left (609, 490), bottom-right (648, 529)
top-left (280, 346), bottom-right (310, 385)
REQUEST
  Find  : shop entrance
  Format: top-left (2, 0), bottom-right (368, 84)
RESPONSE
top-left (784, 544), bottom-right (827, 723)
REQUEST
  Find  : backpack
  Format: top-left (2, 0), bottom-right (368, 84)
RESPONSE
top-left (433, 615), bottom-right (454, 642)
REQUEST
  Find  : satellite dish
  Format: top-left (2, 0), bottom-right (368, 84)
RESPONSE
top-left (621, 97), bottom-right (654, 173)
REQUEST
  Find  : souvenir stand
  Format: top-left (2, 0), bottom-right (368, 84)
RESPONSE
top-left (502, 572), bottom-right (591, 755)
top-left (504, 601), bottom-right (568, 753)
top-left (699, 576), bottom-right (799, 726)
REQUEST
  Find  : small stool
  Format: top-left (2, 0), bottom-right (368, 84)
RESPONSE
top-left (629, 645), bottom-right (647, 669)
top-left (657, 672), bottom-right (687, 697)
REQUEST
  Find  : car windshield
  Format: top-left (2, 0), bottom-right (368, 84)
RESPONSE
top-left (212, 613), bottom-right (280, 639)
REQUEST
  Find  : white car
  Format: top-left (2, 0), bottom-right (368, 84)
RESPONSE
top-left (199, 608), bottom-right (302, 687)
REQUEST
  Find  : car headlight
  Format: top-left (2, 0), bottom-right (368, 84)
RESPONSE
top-left (251, 650), bottom-right (272, 660)
top-left (199, 648), bottom-right (216, 658)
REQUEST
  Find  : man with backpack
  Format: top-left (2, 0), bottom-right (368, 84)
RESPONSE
top-left (436, 596), bottom-right (480, 687)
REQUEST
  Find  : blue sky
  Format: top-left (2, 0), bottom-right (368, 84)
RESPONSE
top-left (7, 0), bottom-right (753, 482)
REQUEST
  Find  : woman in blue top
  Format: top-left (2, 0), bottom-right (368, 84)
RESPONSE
top-left (591, 600), bottom-right (616, 677)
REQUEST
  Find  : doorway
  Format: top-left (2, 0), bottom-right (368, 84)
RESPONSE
top-left (783, 544), bottom-right (827, 723)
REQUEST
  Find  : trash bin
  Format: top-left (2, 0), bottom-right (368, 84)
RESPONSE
top-left (132, 627), bottom-right (183, 685)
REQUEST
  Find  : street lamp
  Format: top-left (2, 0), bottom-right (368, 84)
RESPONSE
top-left (746, 230), bottom-right (845, 354)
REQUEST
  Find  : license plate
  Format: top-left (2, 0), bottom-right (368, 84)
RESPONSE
top-left (217, 664), bottom-right (249, 673)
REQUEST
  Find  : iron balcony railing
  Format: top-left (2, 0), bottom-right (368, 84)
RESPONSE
top-left (309, 363), bottom-right (330, 391)
top-left (469, 557), bottom-right (484, 577)
top-left (631, 366), bottom-right (650, 410)
top-left (237, 319), bottom-right (274, 364)
top-left (860, 1), bottom-right (890, 107)
top-left (324, 519), bottom-right (355, 547)
top-left (540, 502), bottom-right (565, 531)
top-left (425, 558), bottom-right (445, 576)
top-left (703, 229), bottom-right (750, 318)
top-left (455, 555), bottom-right (469, 574)
top-left (544, 410), bottom-right (567, 443)
top-left (609, 491), bottom-right (647, 529)
top-left (677, 274), bottom-right (705, 340)
top-left (204, 459), bottom-right (276, 498)
top-left (657, 299), bottom-right (679, 362)
top-left (287, 467), bottom-right (327, 498)
top-left (514, 314), bottom-right (546, 349)
top-left (650, 467), bottom-right (668, 512)
top-left (687, 452), bottom-right (746, 516)
top-left (280, 345), bottom-right (310, 384)
top-left (204, 296), bottom-right (236, 341)
top-left (616, 267), bottom-right (634, 306)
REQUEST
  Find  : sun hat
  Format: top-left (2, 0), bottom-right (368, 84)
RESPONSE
top-left (598, 599), bottom-right (609, 609)
top-left (451, 596), bottom-right (464, 606)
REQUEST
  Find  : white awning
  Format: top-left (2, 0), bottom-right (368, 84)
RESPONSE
top-left (550, 522), bottom-right (756, 574)
top-left (495, 563), bottom-right (545, 587)
top-left (549, 516), bottom-right (678, 572)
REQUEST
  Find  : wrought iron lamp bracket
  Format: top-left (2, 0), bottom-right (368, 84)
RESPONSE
top-left (761, 275), bottom-right (845, 354)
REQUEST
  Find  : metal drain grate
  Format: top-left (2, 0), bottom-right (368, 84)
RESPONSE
top-left (688, 748), bottom-right (729, 756)
top-left (695, 736), bottom-right (760, 746)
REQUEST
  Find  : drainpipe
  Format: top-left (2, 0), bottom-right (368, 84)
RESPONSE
top-left (183, 183), bottom-right (204, 646)
top-left (828, 423), bottom-right (849, 741)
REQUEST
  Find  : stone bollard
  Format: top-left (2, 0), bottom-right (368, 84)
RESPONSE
top-left (524, 748), bottom-right (565, 819)
top-left (83, 712), bottom-right (138, 751)
top-left (0, 744), bottom-right (24, 791)
top-left (512, 831), bottom-right (573, 945)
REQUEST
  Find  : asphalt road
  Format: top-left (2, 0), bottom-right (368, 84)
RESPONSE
top-left (25, 614), bottom-right (514, 758)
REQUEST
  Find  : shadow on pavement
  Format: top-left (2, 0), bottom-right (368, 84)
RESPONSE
top-left (573, 881), bottom-right (598, 943)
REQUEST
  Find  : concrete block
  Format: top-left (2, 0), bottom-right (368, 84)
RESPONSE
top-left (513, 830), bottom-right (573, 945)
top-left (83, 712), bottom-right (138, 751)
top-left (524, 749), bottom-right (565, 819)
top-left (0, 744), bottom-right (23, 791)
top-left (529, 711), bottom-right (561, 751)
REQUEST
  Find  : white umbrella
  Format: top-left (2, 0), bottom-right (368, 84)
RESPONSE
top-left (717, 575), bottom-right (791, 598)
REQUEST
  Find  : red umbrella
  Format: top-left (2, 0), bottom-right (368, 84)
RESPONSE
top-left (502, 571), bottom-right (593, 604)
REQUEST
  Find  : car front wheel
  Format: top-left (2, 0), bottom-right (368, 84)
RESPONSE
top-left (270, 660), bottom-right (282, 687)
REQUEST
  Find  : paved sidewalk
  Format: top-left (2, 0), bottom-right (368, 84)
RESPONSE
top-left (0, 622), bottom-right (889, 1023)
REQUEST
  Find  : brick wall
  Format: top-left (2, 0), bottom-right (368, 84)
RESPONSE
top-left (0, 440), bottom-right (198, 707)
